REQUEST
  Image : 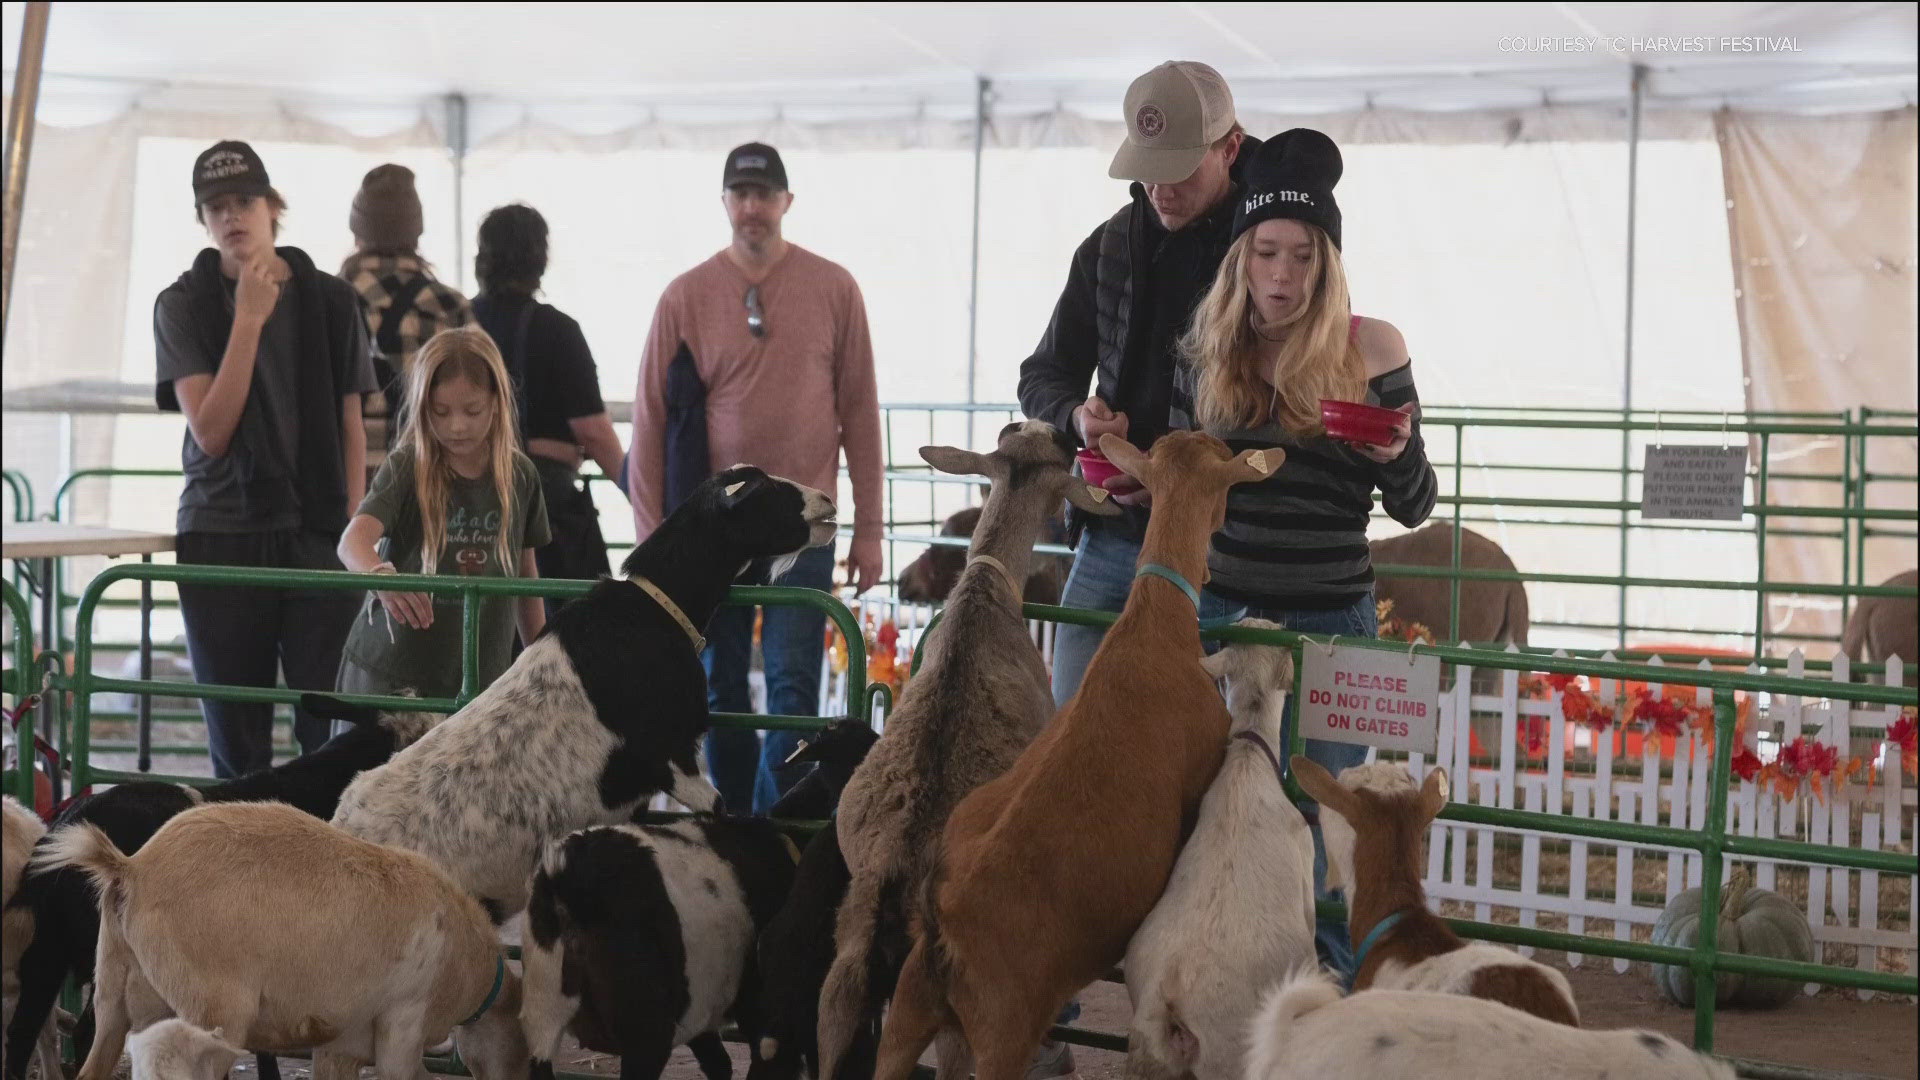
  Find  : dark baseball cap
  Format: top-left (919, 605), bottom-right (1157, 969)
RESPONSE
top-left (192, 140), bottom-right (273, 205)
top-left (722, 142), bottom-right (788, 191)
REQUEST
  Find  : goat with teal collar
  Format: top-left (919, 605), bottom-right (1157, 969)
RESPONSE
top-left (1291, 757), bottom-right (1579, 1025)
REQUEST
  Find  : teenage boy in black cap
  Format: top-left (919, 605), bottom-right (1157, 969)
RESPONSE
top-left (629, 142), bottom-right (884, 815)
top-left (154, 140), bottom-right (379, 777)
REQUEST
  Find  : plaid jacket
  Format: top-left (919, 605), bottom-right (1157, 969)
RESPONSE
top-left (341, 254), bottom-right (473, 458)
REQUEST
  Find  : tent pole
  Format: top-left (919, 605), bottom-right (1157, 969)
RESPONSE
top-left (447, 93), bottom-right (469, 293)
top-left (1617, 62), bottom-right (1645, 650)
top-left (965, 76), bottom-right (988, 446)
top-left (2, 0), bottom-right (52, 345)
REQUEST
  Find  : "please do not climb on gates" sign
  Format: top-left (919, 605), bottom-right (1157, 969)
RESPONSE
top-left (1299, 642), bottom-right (1442, 755)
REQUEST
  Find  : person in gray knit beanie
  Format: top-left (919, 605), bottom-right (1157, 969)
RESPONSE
top-left (340, 162), bottom-right (471, 473)
top-left (349, 163), bottom-right (425, 254)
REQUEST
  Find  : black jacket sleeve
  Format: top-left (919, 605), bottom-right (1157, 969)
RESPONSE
top-left (1017, 224), bottom-right (1106, 446)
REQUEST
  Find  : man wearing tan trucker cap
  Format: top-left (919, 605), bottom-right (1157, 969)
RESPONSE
top-left (1018, 60), bottom-right (1254, 703)
top-left (1013, 60), bottom-right (1257, 1062)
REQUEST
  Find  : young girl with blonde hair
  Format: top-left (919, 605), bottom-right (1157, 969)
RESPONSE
top-left (336, 326), bottom-right (552, 699)
top-left (1169, 128), bottom-right (1438, 979)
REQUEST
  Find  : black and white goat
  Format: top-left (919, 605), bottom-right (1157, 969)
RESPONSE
top-left (522, 816), bottom-right (800, 1080)
top-left (332, 465), bottom-right (836, 918)
top-left (2, 696), bottom-right (437, 1080)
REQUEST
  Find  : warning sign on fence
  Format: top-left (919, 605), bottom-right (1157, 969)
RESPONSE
top-left (1299, 643), bottom-right (1441, 755)
top-left (1640, 444), bottom-right (1748, 521)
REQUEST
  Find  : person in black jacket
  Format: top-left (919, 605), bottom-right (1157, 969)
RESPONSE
top-left (1010, 60), bottom-right (1256, 1073)
top-left (154, 141), bottom-right (378, 777)
top-left (1016, 61), bottom-right (1257, 710)
top-left (470, 204), bottom-right (629, 619)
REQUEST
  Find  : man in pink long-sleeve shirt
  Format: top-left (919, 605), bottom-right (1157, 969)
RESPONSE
top-left (630, 142), bottom-right (884, 814)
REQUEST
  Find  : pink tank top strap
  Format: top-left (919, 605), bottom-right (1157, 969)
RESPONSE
top-left (1349, 314), bottom-right (1362, 341)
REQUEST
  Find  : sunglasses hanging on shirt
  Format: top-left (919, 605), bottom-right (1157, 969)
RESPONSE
top-left (745, 285), bottom-right (766, 338)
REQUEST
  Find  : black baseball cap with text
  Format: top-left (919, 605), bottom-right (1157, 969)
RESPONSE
top-left (723, 142), bottom-right (789, 191)
top-left (192, 140), bottom-right (273, 205)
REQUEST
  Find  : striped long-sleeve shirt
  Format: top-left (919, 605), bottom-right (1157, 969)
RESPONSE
top-left (1169, 357), bottom-right (1438, 611)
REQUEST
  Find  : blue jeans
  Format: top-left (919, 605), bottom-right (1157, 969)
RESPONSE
top-left (702, 545), bottom-right (836, 815)
top-left (1050, 520), bottom-right (1375, 981)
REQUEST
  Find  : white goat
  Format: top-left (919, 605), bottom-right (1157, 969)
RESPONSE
top-left (1124, 624), bottom-right (1316, 1080)
top-left (128, 1020), bottom-right (242, 1080)
top-left (1245, 969), bottom-right (1736, 1080)
top-left (1292, 758), bottom-right (1579, 1024)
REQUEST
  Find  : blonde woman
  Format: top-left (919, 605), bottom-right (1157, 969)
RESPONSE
top-left (336, 327), bottom-right (552, 700)
top-left (1168, 128), bottom-right (1437, 978)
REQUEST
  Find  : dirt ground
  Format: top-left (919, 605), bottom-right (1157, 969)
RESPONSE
top-left (480, 963), bottom-right (1914, 1080)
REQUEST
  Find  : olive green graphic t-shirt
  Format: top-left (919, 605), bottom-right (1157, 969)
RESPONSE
top-left (342, 445), bottom-right (552, 697)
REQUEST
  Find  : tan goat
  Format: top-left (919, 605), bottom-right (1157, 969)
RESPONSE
top-left (870, 430), bottom-right (1274, 1080)
top-left (42, 801), bottom-right (527, 1080)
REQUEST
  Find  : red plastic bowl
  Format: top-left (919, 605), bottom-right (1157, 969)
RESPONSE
top-left (1320, 399), bottom-right (1402, 446)
top-left (1076, 448), bottom-right (1125, 489)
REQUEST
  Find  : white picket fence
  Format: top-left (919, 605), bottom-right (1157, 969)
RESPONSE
top-left (819, 597), bottom-right (1916, 999)
top-left (1410, 646), bottom-right (1916, 1000)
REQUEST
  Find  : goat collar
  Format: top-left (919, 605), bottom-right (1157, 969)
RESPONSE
top-left (1233, 730), bottom-right (1287, 789)
top-left (1135, 563), bottom-right (1201, 610)
top-left (968, 554), bottom-right (1022, 599)
top-left (627, 574), bottom-right (706, 652)
top-left (1348, 908), bottom-right (1412, 990)
top-left (461, 952), bottom-right (506, 1026)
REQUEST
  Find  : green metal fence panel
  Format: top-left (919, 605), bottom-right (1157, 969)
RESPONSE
top-left (3, 579), bottom-right (34, 804)
top-left (66, 563), bottom-right (873, 793)
top-left (904, 604), bottom-right (1917, 1058)
top-left (45, 405), bottom-right (1920, 670)
top-left (2, 469), bottom-right (31, 522)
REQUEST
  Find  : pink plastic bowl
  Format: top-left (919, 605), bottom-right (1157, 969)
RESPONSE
top-left (1320, 399), bottom-right (1402, 446)
top-left (1076, 448), bottom-right (1125, 489)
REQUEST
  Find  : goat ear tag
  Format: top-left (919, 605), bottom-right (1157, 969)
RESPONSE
top-left (783, 739), bottom-right (812, 765)
top-left (1432, 768), bottom-right (1451, 803)
top-left (1247, 450), bottom-right (1271, 474)
top-left (724, 481), bottom-right (747, 498)
top-left (1088, 486), bottom-right (1110, 503)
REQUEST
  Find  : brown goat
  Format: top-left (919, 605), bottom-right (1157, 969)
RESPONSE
top-left (870, 431), bottom-right (1275, 1080)
top-left (1290, 757), bottom-right (1579, 1026)
top-left (896, 507), bottom-right (1070, 606)
top-left (1841, 568), bottom-right (1917, 666)
top-left (1370, 524), bottom-right (1529, 646)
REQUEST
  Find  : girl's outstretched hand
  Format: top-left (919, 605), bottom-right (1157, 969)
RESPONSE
top-left (372, 563), bottom-right (434, 629)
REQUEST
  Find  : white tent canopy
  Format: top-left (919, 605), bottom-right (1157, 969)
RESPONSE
top-left (5, 1), bottom-right (1916, 136)
top-left (2, 2), bottom-right (1913, 655)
